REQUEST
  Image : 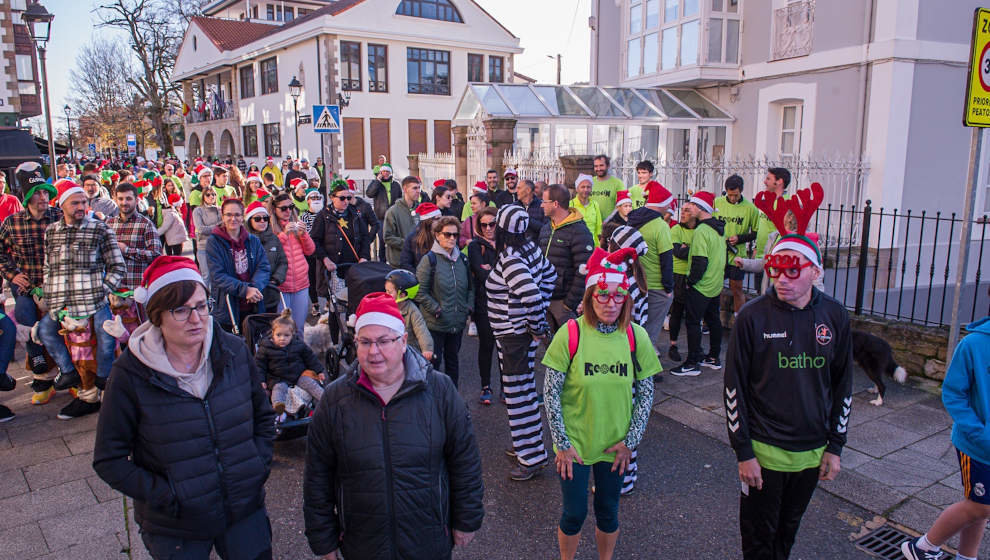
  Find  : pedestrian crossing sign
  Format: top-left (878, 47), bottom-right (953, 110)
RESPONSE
top-left (313, 105), bottom-right (341, 134)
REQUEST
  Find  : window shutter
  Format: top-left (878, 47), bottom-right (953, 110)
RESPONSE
top-left (370, 118), bottom-right (391, 165)
top-left (408, 119), bottom-right (427, 155)
top-left (343, 118), bottom-right (365, 170)
top-left (433, 120), bottom-right (451, 153)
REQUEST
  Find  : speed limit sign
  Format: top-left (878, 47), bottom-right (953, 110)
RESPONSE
top-left (964, 8), bottom-right (990, 126)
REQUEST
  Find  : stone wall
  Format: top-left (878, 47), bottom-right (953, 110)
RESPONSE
top-left (849, 315), bottom-right (948, 380)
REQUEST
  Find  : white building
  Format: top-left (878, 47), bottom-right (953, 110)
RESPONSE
top-left (171, 0), bottom-right (522, 179)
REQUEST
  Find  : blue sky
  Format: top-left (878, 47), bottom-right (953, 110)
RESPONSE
top-left (37, 0), bottom-right (591, 133)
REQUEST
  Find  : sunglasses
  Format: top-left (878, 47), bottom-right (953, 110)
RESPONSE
top-left (335, 196), bottom-right (353, 201)
top-left (251, 216), bottom-right (269, 222)
top-left (437, 231), bottom-right (458, 239)
top-left (276, 205), bottom-right (293, 211)
top-left (479, 221), bottom-right (496, 229)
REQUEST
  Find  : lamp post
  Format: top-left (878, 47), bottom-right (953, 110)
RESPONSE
top-left (21, 2), bottom-right (55, 178)
top-left (63, 104), bottom-right (73, 162)
top-left (288, 76), bottom-right (301, 159)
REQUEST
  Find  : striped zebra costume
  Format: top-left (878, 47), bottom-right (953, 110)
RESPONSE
top-left (486, 205), bottom-right (557, 468)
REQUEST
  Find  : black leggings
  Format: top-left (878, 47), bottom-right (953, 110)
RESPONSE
top-left (685, 287), bottom-right (722, 364)
top-left (474, 310), bottom-right (496, 389)
top-left (740, 466), bottom-right (819, 560)
top-left (669, 274), bottom-right (687, 341)
top-left (429, 329), bottom-right (463, 387)
top-left (160, 236), bottom-right (183, 256)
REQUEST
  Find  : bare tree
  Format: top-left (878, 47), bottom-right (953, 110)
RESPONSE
top-left (169, 0), bottom-right (212, 25)
top-left (68, 38), bottom-right (135, 121)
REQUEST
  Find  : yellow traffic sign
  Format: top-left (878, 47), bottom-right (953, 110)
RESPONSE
top-left (964, 7), bottom-right (990, 126)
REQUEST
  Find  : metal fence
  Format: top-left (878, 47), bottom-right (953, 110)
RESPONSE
top-left (503, 152), bottom-right (567, 184)
top-left (417, 152), bottom-right (455, 192)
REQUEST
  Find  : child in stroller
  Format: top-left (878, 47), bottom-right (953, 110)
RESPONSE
top-left (254, 310), bottom-right (326, 425)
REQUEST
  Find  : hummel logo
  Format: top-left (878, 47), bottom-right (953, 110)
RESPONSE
top-left (763, 332), bottom-right (787, 339)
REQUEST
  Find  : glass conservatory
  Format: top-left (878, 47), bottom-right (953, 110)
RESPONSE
top-left (453, 83), bottom-right (734, 162)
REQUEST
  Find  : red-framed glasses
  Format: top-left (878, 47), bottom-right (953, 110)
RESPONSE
top-left (764, 254), bottom-right (815, 279)
top-left (593, 290), bottom-right (628, 305)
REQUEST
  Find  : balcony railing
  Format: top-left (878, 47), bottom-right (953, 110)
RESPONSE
top-left (186, 105), bottom-right (236, 124)
top-left (772, 0), bottom-right (815, 60)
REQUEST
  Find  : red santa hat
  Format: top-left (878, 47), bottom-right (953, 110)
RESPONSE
top-left (167, 193), bottom-right (182, 206)
top-left (615, 190), bottom-right (632, 207)
top-left (688, 191), bottom-right (716, 215)
top-left (256, 189), bottom-right (272, 202)
top-left (289, 177), bottom-right (307, 191)
top-left (245, 171), bottom-right (262, 184)
top-left (133, 256), bottom-right (205, 305)
top-left (433, 179), bottom-right (446, 188)
top-left (580, 247), bottom-right (638, 290)
top-left (266, 157), bottom-right (274, 164)
top-left (354, 292), bottom-right (405, 334)
top-left (54, 178), bottom-right (86, 207)
top-left (346, 179), bottom-right (357, 194)
top-left (472, 181), bottom-right (488, 196)
top-left (244, 201), bottom-right (269, 221)
top-left (195, 164), bottom-right (212, 178)
top-left (413, 202), bottom-right (441, 220)
top-left (644, 181), bottom-right (674, 208)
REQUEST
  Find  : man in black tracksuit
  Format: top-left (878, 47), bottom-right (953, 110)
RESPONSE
top-left (724, 250), bottom-right (853, 559)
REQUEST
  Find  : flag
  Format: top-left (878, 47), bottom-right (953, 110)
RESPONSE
top-left (182, 103), bottom-right (190, 116)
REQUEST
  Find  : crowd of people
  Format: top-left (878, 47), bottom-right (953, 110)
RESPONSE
top-left (0, 151), bottom-right (984, 560)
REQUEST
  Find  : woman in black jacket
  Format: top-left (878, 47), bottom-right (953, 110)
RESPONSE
top-left (244, 201), bottom-right (288, 313)
top-left (93, 256), bottom-right (275, 559)
top-left (466, 206), bottom-right (498, 405)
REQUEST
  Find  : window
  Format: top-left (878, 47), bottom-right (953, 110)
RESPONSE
top-left (779, 104), bottom-right (802, 157)
top-left (14, 54), bottom-right (33, 81)
top-left (407, 48), bottom-right (450, 95)
top-left (434, 120), bottom-right (451, 153)
top-left (409, 119), bottom-right (428, 155)
top-left (708, 0), bottom-right (741, 64)
top-left (627, 37), bottom-right (641, 77)
top-left (263, 123), bottom-right (281, 157)
top-left (396, 0), bottom-right (463, 23)
top-left (341, 41), bottom-right (361, 91)
top-left (371, 119), bottom-right (391, 164)
top-left (266, 4), bottom-right (274, 20)
top-left (488, 56), bottom-right (504, 83)
top-left (239, 65), bottom-right (255, 98)
top-left (242, 125), bottom-right (258, 157)
top-left (680, 19), bottom-right (699, 66)
top-left (342, 118), bottom-right (365, 169)
top-left (298, 8), bottom-right (310, 16)
top-left (283, 6), bottom-right (294, 21)
top-left (193, 36), bottom-right (197, 51)
top-left (467, 54), bottom-right (484, 82)
top-left (368, 44), bottom-right (388, 92)
top-left (627, 0), bottom-right (659, 78)
top-left (260, 57), bottom-right (278, 94)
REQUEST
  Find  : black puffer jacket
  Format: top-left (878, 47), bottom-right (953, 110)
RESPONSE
top-left (366, 178), bottom-right (402, 221)
top-left (538, 209), bottom-right (595, 310)
top-left (93, 323), bottom-right (275, 539)
top-left (304, 349), bottom-right (484, 559)
top-left (255, 334), bottom-right (324, 385)
top-left (310, 204), bottom-right (371, 268)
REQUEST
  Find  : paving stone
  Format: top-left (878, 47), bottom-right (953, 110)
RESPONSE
top-left (0, 478), bottom-right (97, 528)
top-left (914, 483), bottom-right (962, 508)
top-left (847, 395), bottom-right (896, 426)
top-left (878, 405), bottom-right (952, 437)
top-left (6, 415), bottom-right (99, 447)
top-left (887, 497), bottom-right (943, 534)
top-left (34, 533), bottom-right (127, 560)
top-left (675, 384), bottom-right (725, 413)
top-left (23, 452), bottom-right (94, 491)
top-left (844, 420), bottom-right (927, 458)
top-left (40, 499), bottom-right (125, 553)
top-left (0, 468), bottom-right (28, 499)
top-left (876, 381), bottom-right (935, 409)
top-left (658, 373), bottom-right (722, 398)
top-left (818, 470), bottom-right (908, 515)
top-left (852, 449), bottom-right (958, 494)
top-left (87, 475), bottom-right (121, 503)
top-left (838, 447), bottom-right (872, 471)
top-left (905, 429), bottom-right (958, 467)
top-left (654, 397), bottom-right (728, 445)
top-left (0, 428), bottom-right (9, 449)
top-left (0, 522), bottom-right (48, 560)
top-left (0, 438), bottom-right (71, 472)
top-left (941, 472), bottom-right (964, 491)
top-left (63, 430), bottom-right (96, 456)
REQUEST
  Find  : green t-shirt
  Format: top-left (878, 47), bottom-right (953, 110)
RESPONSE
top-left (714, 196), bottom-right (759, 267)
top-left (628, 184), bottom-right (646, 209)
top-left (187, 185), bottom-right (235, 207)
top-left (570, 198), bottom-right (603, 242)
top-left (755, 193), bottom-right (790, 258)
top-left (542, 319), bottom-right (662, 464)
top-left (688, 221), bottom-right (726, 298)
top-left (591, 176), bottom-right (624, 222)
top-left (670, 224), bottom-right (694, 276)
top-left (751, 440), bottom-right (826, 472)
top-left (637, 215), bottom-right (674, 291)
top-left (461, 198), bottom-right (495, 221)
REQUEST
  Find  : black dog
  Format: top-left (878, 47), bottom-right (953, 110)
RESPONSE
top-left (851, 330), bottom-right (907, 406)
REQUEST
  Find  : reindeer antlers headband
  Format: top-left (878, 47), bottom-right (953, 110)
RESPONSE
top-left (755, 182), bottom-right (825, 268)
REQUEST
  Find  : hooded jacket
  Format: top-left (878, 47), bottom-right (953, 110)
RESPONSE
top-left (255, 334), bottom-right (324, 385)
top-left (538, 209), bottom-right (595, 310)
top-left (723, 287), bottom-right (853, 463)
top-left (249, 226), bottom-right (288, 289)
top-left (686, 216), bottom-right (726, 298)
top-left (93, 321), bottom-right (274, 540)
top-left (366, 178), bottom-right (402, 220)
top-left (303, 349), bottom-right (484, 559)
top-left (206, 226), bottom-right (271, 330)
top-left (415, 242), bottom-right (474, 333)
top-left (383, 198), bottom-right (419, 267)
top-left (276, 222), bottom-right (316, 293)
top-left (943, 316), bottom-right (990, 465)
top-left (192, 205), bottom-right (222, 245)
top-left (627, 207), bottom-right (675, 293)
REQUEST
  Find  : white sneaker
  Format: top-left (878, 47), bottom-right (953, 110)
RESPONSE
top-left (663, 316), bottom-right (670, 331)
top-left (467, 321), bottom-right (477, 337)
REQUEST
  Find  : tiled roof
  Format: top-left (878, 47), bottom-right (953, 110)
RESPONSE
top-left (190, 17), bottom-right (279, 52)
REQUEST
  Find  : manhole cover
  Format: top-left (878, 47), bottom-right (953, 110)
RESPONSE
top-left (854, 525), bottom-right (913, 559)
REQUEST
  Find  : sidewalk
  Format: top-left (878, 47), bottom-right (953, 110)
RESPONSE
top-left (653, 331), bottom-right (990, 558)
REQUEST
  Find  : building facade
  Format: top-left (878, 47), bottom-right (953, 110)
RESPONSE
top-left (0, 0), bottom-right (42, 128)
top-left (172, 0), bottom-right (522, 180)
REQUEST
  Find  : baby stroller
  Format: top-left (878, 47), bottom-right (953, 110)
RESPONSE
top-left (322, 261), bottom-right (392, 382)
top-left (227, 295), bottom-right (316, 441)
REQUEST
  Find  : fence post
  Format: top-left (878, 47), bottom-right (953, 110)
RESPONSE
top-left (854, 200), bottom-right (872, 315)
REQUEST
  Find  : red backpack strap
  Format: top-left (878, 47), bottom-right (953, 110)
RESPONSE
top-left (567, 319), bottom-right (580, 361)
top-left (626, 325), bottom-right (641, 376)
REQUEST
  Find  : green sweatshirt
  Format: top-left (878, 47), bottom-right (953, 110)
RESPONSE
top-left (688, 220), bottom-right (726, 298)
top-left (591, 176), bottom-right (624, 222)
top-left (714, 195), bottom-right (759, 267)
top-left (670, 224), bottom-right (695, 276)
top-left (570, 197), bottom-right (603, 241)
top-left (638, 216), bottom-right (674, 291)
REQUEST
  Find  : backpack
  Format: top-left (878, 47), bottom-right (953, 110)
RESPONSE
top-left (566, 319), bottom-right (641, 377)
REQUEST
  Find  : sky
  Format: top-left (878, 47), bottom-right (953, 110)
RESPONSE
top-left (34, 0), bottom-right (591, 134)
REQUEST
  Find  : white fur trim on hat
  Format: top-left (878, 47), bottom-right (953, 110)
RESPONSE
top-left (688, 195), bottom-right (715, 215)
top-left (771, 239), bottom-right (823, 270)
top-left (585, 272), bottom-right (626, 289)
top-left (646, 194), bottom-right (674, 208)
top-left (57, 186), bottom-right (86, 206)
top-left (133, 267), bottom-right (205, 304)
top-left (245, 204), bottom-right (269, 221)
top-left (197, 167), bottom-right (213, 177)
top-left (354, 311), bottom-right (405, 335)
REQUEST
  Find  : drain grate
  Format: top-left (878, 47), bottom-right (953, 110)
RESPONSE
top-left (854, 525), bottom-right (913, 559)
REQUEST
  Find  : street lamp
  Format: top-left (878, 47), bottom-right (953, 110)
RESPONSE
top-left (288, 76), bottom-right (301, 159)
top-left (63, 104), bottom-right (73, 162)
top-left (21, 1), bottom-right (55, 178)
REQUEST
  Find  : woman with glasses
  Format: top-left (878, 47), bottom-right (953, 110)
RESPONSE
top-left (245, 201), bottom-right (288, 314)
top-left (466, 206), bottom-right (498, 405)
top-left (541, 248), bottom-right (661, 560)
top-left (269, 193), bottom-right (315, 337)
top-left (432, 184), bottom-right (457, 218)
top-left (192, 188), bottom-right (222, 285)
top-left (400, 202), bottom-right (442, 272)
top-left (94, 256), bottom-right (276, 559)
top-left (458, 189), bottom-right (488, 249)
top-left (310, 182), bottom-right (370, 287)
top-left (205, 199), bottom-right (271, 332)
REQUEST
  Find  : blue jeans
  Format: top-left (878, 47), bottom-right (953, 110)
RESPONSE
top-left (277, 289), bottom-right (310, 339)
top-left (559, 460), bottom-right (623, 535)
top-left (0, 313), bottom-right (15, 377)
top-left (11, 286), bottom-right (44, 360)
top-left (38, 304), bottom-right (116, 379)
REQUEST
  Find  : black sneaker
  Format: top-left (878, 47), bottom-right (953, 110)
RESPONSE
top-left (702, 324), bottom-right (710, 335)
top-left (900, 538), bottom-right (946, 560)
top-left (668, 345), bottom-right (682, 362)
top-left (0, 373), bottom-right (15, 392)
top-left (670, 362), bottom-right (701, 377)
top-left (701, 357), bottom-right (722, 370)
top-left (52, 369), bottom-right (81, 391)
top-left (509, 459), bottom-right (546, 481)
top-left (0, 404), bottom-right (13, 423)
top-left (504, 448), bottom-right (517, 457)
top-left (29, 354), bottom-right (48, 375)
top-left (56, 398), bottom-right (101, 420)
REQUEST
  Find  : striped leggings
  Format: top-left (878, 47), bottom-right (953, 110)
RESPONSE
top-left (496, 334), bottom-right (548, 467)
top-left (623, 383), bottom-right (639, 493)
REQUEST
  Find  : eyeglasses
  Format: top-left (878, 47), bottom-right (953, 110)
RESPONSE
top-left (438, 231), bottom-right (458, 239)
top-left (479, 222), bottom-right (496, 229)
top-left (276, 205), bottom-right (293, 211)
top-left (335, 196), bottom-right (353, 201)
top-left (764, 261), bottom-right (815, 279)
top-left (222, 213), bottom-right (243, 218)
top-left (204, 192), bottom-right (217, 197)
top-left (169, 300), bottom-right (213, 322)
top-left (355, 335), bottom-right (403, 351)
top-left (593, 291), bottom-right (628, 305)
top-left (251, 216), bottom-right (269, 222)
